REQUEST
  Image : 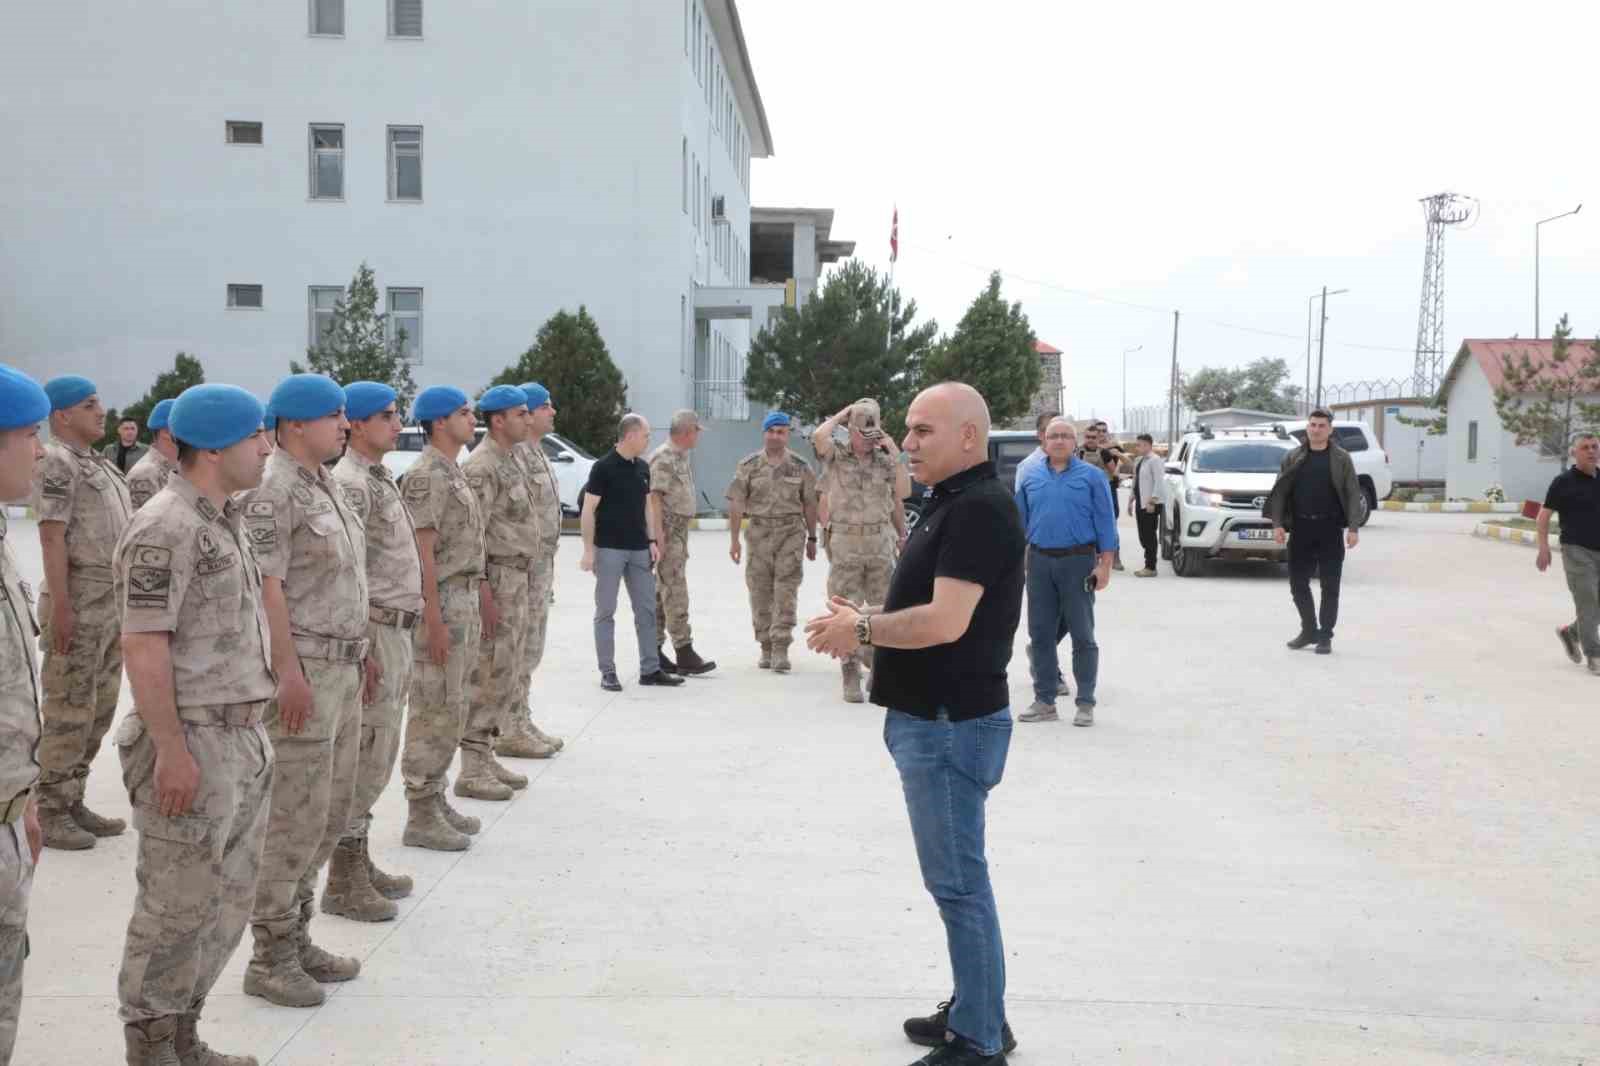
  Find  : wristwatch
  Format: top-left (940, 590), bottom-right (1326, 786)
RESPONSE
top-left (854, 614), bottom-right (873, 647)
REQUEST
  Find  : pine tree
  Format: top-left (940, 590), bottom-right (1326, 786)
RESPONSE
top-left (292, 263), bottom-right (418, 416)
top-left (1494, 314), bottom-right (1600, 468)
top-left (920, 272), bottom-right (1040, 426)
top-left (488, 307), bottom-right (627, 456)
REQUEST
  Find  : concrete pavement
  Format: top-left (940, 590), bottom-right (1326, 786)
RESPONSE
top-left (9, 507), bottom-right (1597, 1064)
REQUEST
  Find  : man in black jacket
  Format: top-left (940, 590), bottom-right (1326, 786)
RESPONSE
top-left (1263, 410), bottom-right (1362, 654)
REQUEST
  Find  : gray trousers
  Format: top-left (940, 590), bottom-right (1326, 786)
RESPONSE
top-left (594, 547), bottom-right (660, 677)
top-left (1562, 542), bottom-right (1600, 658)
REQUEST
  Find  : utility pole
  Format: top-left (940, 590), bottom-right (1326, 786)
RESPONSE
top-left (1314, 286), bottom-right (1328, 407)
top-left (1536, 203), bottom-right (1582, 339)
top-left (1167, 310), bottom-right (1180, 446)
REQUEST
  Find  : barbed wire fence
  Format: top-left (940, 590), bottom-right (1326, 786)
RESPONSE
top-left (1120, 378), bottom-right (1431, 440)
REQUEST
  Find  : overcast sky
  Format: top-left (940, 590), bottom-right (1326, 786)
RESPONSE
top-left (739, 0), bottom-right (1600, 425)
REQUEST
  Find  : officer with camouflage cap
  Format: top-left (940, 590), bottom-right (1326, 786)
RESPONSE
top-left (125, 398), bottom-right (179, 510)
top-left (399, 386), bottom-right (486, 851)
top-left (812, 398), bottom-right (910, 702)
top-left (0, 365), bottom-right (49, 1065)
top-left (31, 374), bottom-right (133, 850)
top-left (241, 373), bottom-right (367, 1007)
top-left (113, 383), bottom-right (275, 1066)
top-left (323, 382), bottom-right (422, 923)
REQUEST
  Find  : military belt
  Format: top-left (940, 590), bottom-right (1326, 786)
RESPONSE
top-left (830, 523), bottom-right (885, 536)
top-left (292, 633), bottom-right (370, 662)
top-left (178, 701), bottom-right (268, 728)
top-left (747, 514), bottom-right (804, 524)
top-left (486, 554), bottom-right (532, 571)
top-left (0, 788), bottom-right (30, 825)
top-left (369, 604), bottom-right (420, 630)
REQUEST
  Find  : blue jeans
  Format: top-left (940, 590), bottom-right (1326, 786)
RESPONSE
top-left (885, 707), bottom-right (1013, 1057)
top-left (1026, 549), bottom-right (1098, 706)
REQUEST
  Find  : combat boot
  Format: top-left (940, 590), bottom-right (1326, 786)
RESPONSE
top-left (124, 1015), bottom-right (182, 1066)
top-left (454, 749), bottom-right (514, 801)
top-left (841, 661), bottom-right (864, 704)
top-left (486, 751), bottom-right (528, 790)
top-left (674, 644), bottom-right (717, 676)
top-left (321, 837), bottom-right (398, 922)
top-left (757, 642), bottom-right (772, 669)
top-left (771, 643), bottom-right (792, 673)
top-left (70, 800), bottom-right (127, 837)
top-left (363, 838), bottom-right (413, 900)
top-left (402, 796), bottom-right (471, 851)
top-left (39, 802), bottom-right (95, 850)
top-left (495, 723), bottom-right (558, 759)
top-left (297, 901), bottom-right (361, 983)
top-left (529, 720), bottom-right (565, 751)
top-left (242, 924), bottom-right (324, 1007)
top-left (439, 794), bottom-right (481, 835)
top-left (657, 646), bottom-right (678, 674)
top-left (176, 1000), bottom-right (257, 1066)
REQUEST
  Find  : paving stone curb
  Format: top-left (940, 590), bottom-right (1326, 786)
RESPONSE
top-left (1382, 500), bottom-right (1520, 513)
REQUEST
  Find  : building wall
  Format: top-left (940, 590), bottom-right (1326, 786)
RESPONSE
top-left (1444, 359), bottom-right (1567, 502)
top-left (1335, 401), bottom-right (1446, 482)
top-left (1015, 351), bottom-right (1063, 429)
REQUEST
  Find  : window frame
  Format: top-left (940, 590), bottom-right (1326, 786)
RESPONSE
top-left (388, 0), bottom-right (423, 38)
top-left (308, 123), bottom-right (345, 201)
top-left (387, 125), bottom-right (423, 202)
top-left (309, 0), bottom-right (345, 37)
top-left (308, 286), bottom-right (343, 350)
top-left (386, 287), bottom-right (424, 364)
top-left (1467, 420), bottom-right (1479, 461)
top-left (225, 120), bottom-right (263, 145)
top-left (227, 284), bottom-right (264, 310)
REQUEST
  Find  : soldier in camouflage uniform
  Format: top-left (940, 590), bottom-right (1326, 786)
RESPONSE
top-left (459, 386), bottom-right (538, 801)
top-left (31, 375), bottom-right (132, 850)
top-left (241, 374), bottom-right (367, 1008)
top-left (725, 411), bottom-right (819, 672)
top-left (812, 399), bottom-right (910, 702)
top-left (0, 366), bottom-right (49, 1066)
top-left (323, 382), bottom-right (423, 923)
top-left (113, 383), bottom-right (276, 1066)
top-left (400, 387), bottom-right (486, 851)
top-left (648, 410), bottom-right (716, 676)
top-left (498, 382), bottom-right (564, 760)
top-left (124, 398), bottom-right (178, 511)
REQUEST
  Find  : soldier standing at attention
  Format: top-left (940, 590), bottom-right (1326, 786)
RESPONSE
top-left (32, 375), bottom-right (132, 850)
top-left (812, 399), bottom-right (910, 702)
top-left (125, 398), bottom-right (178, 510)
top-left (458, 385), bottom-right (538, 802)
top-left (649, 409), bottom-right (717, 676)
top-left (399, 387), bottom-right (486, 851)
top-left (113, 383), bottom-right (275, 1066)
top-left (323, 382), bottom-right (422, 923)
top-left (497, 382), bottom-right (565, 759)
top-left (241, 374), bottom-right (367, 1008)
top-left (0, 365), bottom-right (49, 1066)
top-left (726, 411), bottom-right (819, 673)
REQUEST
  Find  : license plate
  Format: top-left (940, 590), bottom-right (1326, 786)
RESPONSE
top-left (1235, 528), bottom-right (1274, 541)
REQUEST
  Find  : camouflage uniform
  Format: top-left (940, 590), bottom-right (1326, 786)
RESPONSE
top-left (817, 440), bottom-right (899, 684)
top-left (0, 513), bottom-right (42, 1063)
top-left (31, 437), bottom-right (132, 838)
top-left (124, 447), bottom-right (178, 511)
top-left (242, 450), bottom-right (367, 978)
top-left (726, 450), bottom-right (817, 657)
top-left (497, 439), bottom-right (563, 757)
top-left (112, 475), bottom-right (276, 1029)
top-left (649, 442), bottom-right (696, 650)
top-left (401, 444), bottom-right (484, 800)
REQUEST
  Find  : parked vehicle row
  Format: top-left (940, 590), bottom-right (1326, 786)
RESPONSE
top-left (383, 426), bottom-right (596, 516)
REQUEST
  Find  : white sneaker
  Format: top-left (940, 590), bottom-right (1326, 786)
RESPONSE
top-left (1073, 703), bottom-right (1095, 727)
top-left (1019, 702), bottom-right (1059, 723)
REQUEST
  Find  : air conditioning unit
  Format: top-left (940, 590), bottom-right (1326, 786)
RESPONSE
top-left (711, 195), bottom-right (727, 223)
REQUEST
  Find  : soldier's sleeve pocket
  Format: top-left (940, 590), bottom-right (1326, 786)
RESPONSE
top-left (131, 806), bottom-right (213, 845)
top-left (114, 714), bottom-right (147, 747)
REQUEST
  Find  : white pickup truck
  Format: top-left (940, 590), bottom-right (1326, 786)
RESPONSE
top-left (1159, 427), bottom-right (1299, 577)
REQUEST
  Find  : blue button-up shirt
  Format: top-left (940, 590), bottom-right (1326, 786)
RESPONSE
top-left (1015, 455), bottom-right (1120, 552)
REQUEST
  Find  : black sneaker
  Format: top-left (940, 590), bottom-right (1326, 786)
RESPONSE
top-left (657, 647), bottom-right (679, 674)
top-left (905, 1039), bottom-right (1008, 1065)
top-left (1286, 632), bottom-right (1317, 650)
top-left (904, 1002), bottom-right (1016, 1053)
top-left (1315, 639), bottom-right (1332, 655)
top-left (639, 670), bottom-right (685, 687)
top-left (1557, 624), bottom-right (1583, 665)
top-left (600, 672), bottom-right (622, 692)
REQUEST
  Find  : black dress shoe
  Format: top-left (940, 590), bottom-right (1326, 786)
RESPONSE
top-left (1315, 639), bottom-right (1332, 655)
top-left (904, 1001), bottom-right (1016, 1053)
top-left (639, 669), bottom-right (685, 687)
top-left (906, 1039), bottom-right (1007, 1065)
top-left (600, 672), bottom-right (622, 692)
top-left (1286, 632), bottom-right (1317, 650)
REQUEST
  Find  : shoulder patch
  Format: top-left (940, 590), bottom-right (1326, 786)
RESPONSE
top-left (130, 544), bottom-right (172, 569)
top-left (243, 500), bottom-right (275, 520)
top-left (403, 475), bottom-right (431, 502)
top-left (40, 474), bottom-right (70, 499)
top-left (126, 565), bottom-right (172, 608)
top-left (341, 484), bottom-right (366, 510)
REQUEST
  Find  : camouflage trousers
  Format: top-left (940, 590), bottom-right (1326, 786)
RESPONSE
top-left (0, 820), bottom-right (34, 1062)
top-left (507, 550), bottom-right (555, 737)
top-left (403, 579), bottom-right (481, 799)
top-left (464, 561), bottom-right (530, 754)
top-left (744, 517), bottom-right (806, 648)
top-left (116, 708), bottom-right (273, 1021)
top-left (655, 513), bottom-right (693, 649)
top-left (826, 529), bottom-right (896, 669)
top-left (37, 583), bottom-right (122, 810)
top-left (251, 656), bottom-right (360, 935)
top-left (346, 619), bottom-right (413, 838)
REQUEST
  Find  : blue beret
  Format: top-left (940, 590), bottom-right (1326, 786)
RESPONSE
top-left (0, 365), bottom-right (50, 430)
top-left (762, 410), bottom-right (792, 431)
top-left (44, 375), bottom-right (96, 413)
top-left (262, 406), bottom-right (277, 431)
top-left (521, 382), bottom-right (551, 410)
top-left (147, 398), bottom-right (175, 432)
top-left (414, 385), bottom-right (470, 423)
top-left (344, 381), bottom-right (397, 422)
top-left (478, 385), bottom-right (528, 415)
top-left (170, 384), bottom-right (265, 450)
top-left (268, 373), bottom-right (345, 422)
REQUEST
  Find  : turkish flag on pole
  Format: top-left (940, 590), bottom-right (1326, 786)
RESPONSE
top-left (890, 207), bottom-right (899, 264)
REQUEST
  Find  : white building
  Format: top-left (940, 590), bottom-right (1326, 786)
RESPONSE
top-left (1327, 398), bottom-right (1446, 484)
top-left (0, 0), bottom-right (849, 500)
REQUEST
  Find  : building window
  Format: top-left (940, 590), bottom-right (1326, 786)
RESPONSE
top-left (308, 286), bottom-right (342, 348)
top-left (684, 0), bottom-right (689, 55)
top-left (389, 0), bottom-right (422, 37)
top-left (311, 0), bottom-right (344, 36)
top-left (681, 138), bottom-right (687, 214)
top-left (388, 126), bottom-right (422, 201)
top-left (387, 288), bottom-right (422, 362)
top-left (226, 121), bottom-right (263, 145)
top-left (227, 284), bottom-right (263, 309)
top-left (1467, 421), bottom-right (1478, 461)
top-left (309, 125), bottom-right (344, 200)
top-left (692, 158), bottom-right (700, 230)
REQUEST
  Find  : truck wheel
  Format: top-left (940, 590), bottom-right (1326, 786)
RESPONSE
top-left (1356, 479), bottom-right (1376, 527)
top-left (1169, 510), bottom-right (1202, 576)
top-left (1158, 511), bottom-right (1174, 561)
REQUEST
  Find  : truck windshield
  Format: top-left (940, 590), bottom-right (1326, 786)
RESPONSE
top-left (1192, 441), bottom-right (1293, 473)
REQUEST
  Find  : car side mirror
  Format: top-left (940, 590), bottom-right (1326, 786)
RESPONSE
top-left (1165, 463), bottom-right (1183, 475)
top-left (552, 452), bottom-right (574, 463)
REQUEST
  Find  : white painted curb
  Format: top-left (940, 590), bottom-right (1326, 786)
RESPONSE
top-left (1382, 500), bottom-right (1520, 513)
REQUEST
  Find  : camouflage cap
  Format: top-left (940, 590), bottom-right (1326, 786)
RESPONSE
top-left (847, 398), bottom-right (882, 434)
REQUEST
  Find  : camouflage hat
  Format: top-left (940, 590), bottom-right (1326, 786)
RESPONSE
top-left (847, 398), bottom-right (881, 434)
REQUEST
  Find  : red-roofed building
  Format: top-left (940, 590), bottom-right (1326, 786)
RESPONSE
top-left (1015, 340), bottom-right (1064, 429)
top-left (1438, 338), bottom-right (1600, 502)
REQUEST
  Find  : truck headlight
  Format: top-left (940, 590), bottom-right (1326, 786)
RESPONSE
top-left (1185, 486), bottom-right (1222, 507)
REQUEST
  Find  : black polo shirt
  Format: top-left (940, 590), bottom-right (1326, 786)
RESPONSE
top-left (585, 449), bottom-right (652, 551)
top-left (869, 461), bottom-right (1025, 721)
top-left (1544, 465), bottom-right (1600, 551)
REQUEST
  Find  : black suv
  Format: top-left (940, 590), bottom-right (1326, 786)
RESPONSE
top-left (903, 430), bottom-right (1040, 528)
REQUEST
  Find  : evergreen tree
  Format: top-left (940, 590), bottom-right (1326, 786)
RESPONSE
top-left (96, 353), bottom-right (206, 448)
top-left (1494, 314), bottom-right (1600, 468)
top-left (488, 306), bottom-right (627, 456)
top-left (920, 272), bottom-right (1040, 427)
top-left (292, 263), bottom-right (418, 416)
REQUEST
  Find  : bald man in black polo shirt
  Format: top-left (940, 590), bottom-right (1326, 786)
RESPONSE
top-left (1539, 433), bottom-right (1600, 673)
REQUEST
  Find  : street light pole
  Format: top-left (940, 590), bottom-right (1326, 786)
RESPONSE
top-left (1313, 287), bottom-right (1349, 408)
top-left (1121, 344), bottom-right (1142, 432)
top-left (1536, 204), bottom-right (1582, 338)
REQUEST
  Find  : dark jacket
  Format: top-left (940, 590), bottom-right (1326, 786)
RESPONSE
top-left (1263, 443), bottom-right (1362, 531)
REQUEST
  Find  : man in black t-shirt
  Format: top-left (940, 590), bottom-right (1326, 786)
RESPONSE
top-left (1538, 433), bottom-right (1600, 673)
top-left (806, 382), bottom-right (1024, 1066)
top-left (580, 414), bottom-right (683, 691)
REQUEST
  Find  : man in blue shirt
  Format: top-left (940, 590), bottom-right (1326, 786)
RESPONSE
top-left (1014, 418), bottom-right (1118, 726)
